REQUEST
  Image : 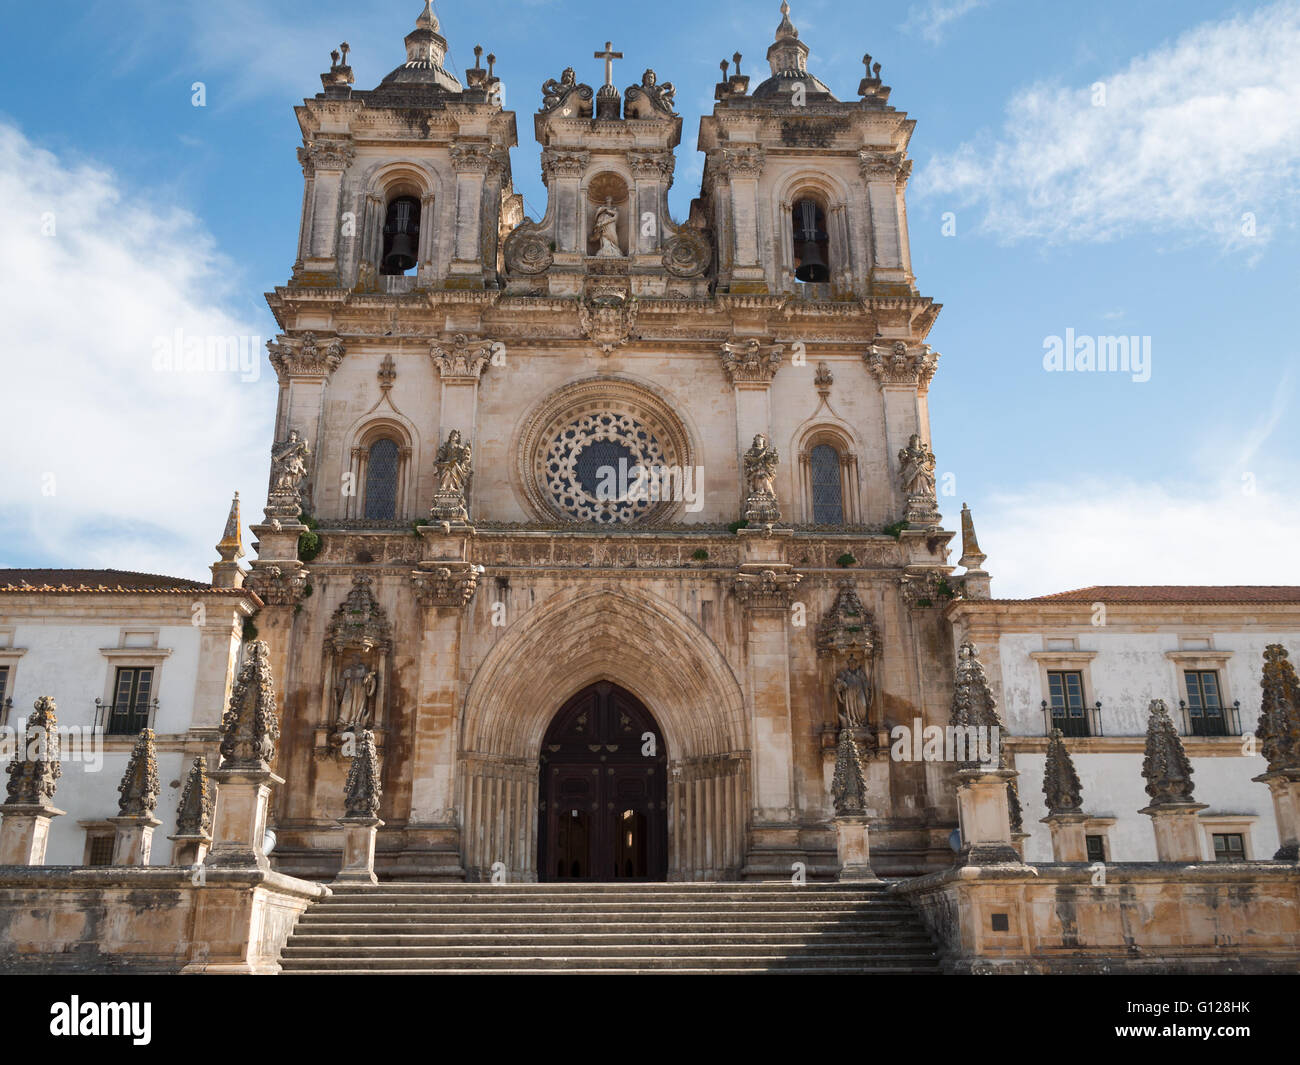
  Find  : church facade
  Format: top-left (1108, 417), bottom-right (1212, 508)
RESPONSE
top-left (244, 1), bottom-right (971, 883)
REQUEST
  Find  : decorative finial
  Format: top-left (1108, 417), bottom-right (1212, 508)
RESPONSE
top-left (473, 44), bottom-right (483, 68)
top-left (117, 729), bottom-right (161, 819)
top-left (175, 757), bottom-right (214, 837)
top-left (343, 730), bottom-right (383, 819)
top-left (830, 727), bottom-right (868, 816)
top-left (218, 640), bottom-right (281, 771)
top-left (1258, 644), bottom-right (1300, 773)
top-left (487, 53), bottom-right (496, 78)
top-left (1141, 699), bottom-right (1197, 806)
top-left (776, 0), bottom-right (798, 40)
top-left (1043, 729), bottom-right (1084, 814)
top-left (416, 0), bottom-right (438, 32)
top-left (958, 502), bottom-right (986, 571)
top-left (733, 51), bottom-right (743, 74)
top-left (4, 696), bottom-right (61, 806)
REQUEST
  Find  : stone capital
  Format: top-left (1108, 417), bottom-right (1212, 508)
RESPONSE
top-left (411, 562), bottom-right (484, 610)
top-left (720, 338), bottom-right (783, 385)
top-left (733, 566), bottom-right (802, 612)
top-left (297, 139), bottom-right (355, 176)
top-left (430, 334), bottom-right (497, 381)
top-left (864, 339), bottom-right (938, 389)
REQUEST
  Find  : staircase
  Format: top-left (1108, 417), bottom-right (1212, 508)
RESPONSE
top-left (279, 882), bottom-right (942, 974)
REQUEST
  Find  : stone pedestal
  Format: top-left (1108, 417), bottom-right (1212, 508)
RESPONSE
top-left (0, 803), bottom-right (64, 865)
top-left (955, 767), bottom-right (1024, 866)
top-left (1140, 803), bottom-right (1208, 863)
top-left (206, 768), bottom-right (283, 871)
top-left (833, 815), bottom-right (880, 883)
top-left (169, 834), bottom-right (212, 868)
top-left (1254, 769), bottom-right (1300, 861)
top-left (335, 816), bottom-right (384, 884)
top-left (1042, 812), bottom-right (1090, 862)
top-left (109, 815), bottom-right (162, 866)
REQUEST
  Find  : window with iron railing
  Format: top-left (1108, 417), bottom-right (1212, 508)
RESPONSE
top-left (1042, 670), bottom-right (1101, 736)
top-left (1085, 835), bottom-right (1106, 862)
top-left (96, 666), bottom-right (157, 735)
top-left (1181, 670), bottom-right (1240, 736)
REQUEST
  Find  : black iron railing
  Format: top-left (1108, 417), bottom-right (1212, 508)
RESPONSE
top-left (1179, 699), bottom-right (1241, 738)
top-left (0, 697), bottom-right (11, 729)
top-left (94, 698), bottom-right (158, 736)
top-left (1041, 699), bottom-right (1103, 738)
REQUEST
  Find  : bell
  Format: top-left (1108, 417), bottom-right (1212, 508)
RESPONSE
top-left (381, 233), bottom-right (417, 275)
top-left (795, 241), bottom-right (829, 283)
top-left (793, 199), bottom-right (830, 283)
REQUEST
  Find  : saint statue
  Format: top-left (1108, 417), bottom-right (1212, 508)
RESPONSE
top-left (335, 659), bottom-right (378, 732)
top-left (834, 655), bottom-right (872, 729)
top-left (435, 429), bottom-right (473, 493)
top-left (591, 198), bottom-right (622, 257)
top-left (897, 433), bottom-right (936, 498)
top-left (269, 430), bottom-right (311, 495)
top-left (743, 434), bottom-right (779, 498)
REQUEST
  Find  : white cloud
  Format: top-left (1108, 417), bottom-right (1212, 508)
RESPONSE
top-left (904, 0), bottom-right (988, 45)
top-left (916, 0), bottom-right (1300, 247)
top-left (0, 120), bottom-right (275, 581)
top-left (968, 473), bottom-right (1300, 600)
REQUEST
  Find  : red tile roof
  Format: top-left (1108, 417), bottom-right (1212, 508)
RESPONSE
top-left (1029, 586), bottom-right (1300, 604)
top-left (0, 569), bottom-right (246, 595)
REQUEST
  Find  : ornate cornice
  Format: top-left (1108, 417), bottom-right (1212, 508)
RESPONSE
top-left (720, 338), bottom-right (783, 385)
top-left (430, 334), bottom-right (496, 381)
top-left (267, 333), bottom-right (346, 380)
top-left (541, 149), bottom-right (591, 181)
top-left (411, 562), bottom-right (484, 609)
top-left (628, 150), bottom-right (676, 180)
top-left (297, 140), bottom-right (355, 176)
top-left (864, 339), bottom-right (938, 389)
top-left (733, 567), bottom-right (802, 611)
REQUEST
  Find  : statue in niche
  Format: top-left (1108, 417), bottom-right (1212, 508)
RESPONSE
top-left (834, 654), bottom-right (873, 729)
top-left (591, 198), bottom-right (622, 257)
top-left (897, 433), bottom-right (937, 498)
top-left (334, 658), bottom-right (378, 733)
top-left (743, 434), bottom-right (779, 498)
top-left (270, 430), bottom-right (311, 495)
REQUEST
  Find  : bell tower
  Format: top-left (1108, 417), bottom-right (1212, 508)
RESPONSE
top-left (699, 1), bottom-right (917, 303)
top-left (287, 0), bottom-right (519, 293)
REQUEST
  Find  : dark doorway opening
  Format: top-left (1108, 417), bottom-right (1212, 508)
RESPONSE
top-left (538, 682), bottom-right (668, 882)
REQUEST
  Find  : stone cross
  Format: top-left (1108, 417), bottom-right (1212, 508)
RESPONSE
top-left (594, 41), bottom-right (623, 88)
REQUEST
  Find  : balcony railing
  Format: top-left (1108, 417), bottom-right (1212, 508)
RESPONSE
top-left (1041, 700), bottom-right (1103, 738)
top-left (1179, 699), bottom-right (1242, 738)
top-left (94, 698), bottom-right (159, 736)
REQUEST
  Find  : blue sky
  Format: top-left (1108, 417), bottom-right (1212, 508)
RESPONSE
top-left (1, 0), bottom-right (1297, 595)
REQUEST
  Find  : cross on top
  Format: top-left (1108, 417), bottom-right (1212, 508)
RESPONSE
top-left (594, 41), bottom-right (623, 88)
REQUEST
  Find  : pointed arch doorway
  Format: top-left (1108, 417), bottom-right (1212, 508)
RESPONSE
top-left (538, 682), bottom-right (668, 882)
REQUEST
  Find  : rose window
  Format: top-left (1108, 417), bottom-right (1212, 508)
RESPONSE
top-left (544, 412), bottom-right (668, 524)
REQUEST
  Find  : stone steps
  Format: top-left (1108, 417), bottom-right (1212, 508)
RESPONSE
top-left (279, 883), bottom-right (942, 974)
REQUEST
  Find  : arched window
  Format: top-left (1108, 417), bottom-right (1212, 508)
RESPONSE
top-left (381, 196), bottom-right (421, 276)
top-left (810, 444), bottom-right (844, 524)
top-left (364, 439), bottom-right (400, 520)
top-left (792, 198), bottom-right (830, 283)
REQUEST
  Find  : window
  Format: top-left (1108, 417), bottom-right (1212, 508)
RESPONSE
top-left (809, 444), bottom-right (844, 524)
top-left (364, 438), bottom-right (400, 521)
top-left (1212, 833), bottom-right (1245, 862)
top-left (0, 664), bottom-right (9, 721)
top-left (381, 196), bottom-right (421, 276)
top-left (87, 835), bottom-right (115, 867)
top-left (1184, 670), bottom-right (1227, 736)
top-left (791, 198), bottom-right (829, 283)
top-left (1085, 835), bottom-right (1106, 863)
top-left (1046, 670), bottom-right (1089, 737)
top-left (106, 666), bottom-right (153, 735)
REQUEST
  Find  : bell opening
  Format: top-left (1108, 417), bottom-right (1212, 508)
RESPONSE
top-left (792, 198), bottom-right (830, 284)
top-left (381, 195), bottom-right (422, 276)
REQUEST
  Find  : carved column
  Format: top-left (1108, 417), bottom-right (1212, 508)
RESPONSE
top-left (296, 139), bottom-right (354, 277)
top-left (718, 145), bottom-right (765, 290)
top-left (629, 151), bottom-right (674, 259)
top-left (405, 527), bottom-right (482, 878)
top-left (860, 150), bottom-right (908, 289)
top-left (733, 531), bottom-right (802, 876)
top-left (430, 334), bottom-right (496, 518)
top-left (448, 142), bottom-right (492, 279)
top-left (721, 339), bottom-right (783, 515)
top-left (541, 150), bottom-right (590, 256)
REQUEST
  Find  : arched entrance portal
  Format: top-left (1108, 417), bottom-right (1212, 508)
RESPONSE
top-left (538, 682), bottom-right (667, 882)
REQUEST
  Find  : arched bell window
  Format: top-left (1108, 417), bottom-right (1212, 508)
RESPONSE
top-left (364, 439), bottom-right (400, 520)
top-left (792, 198), bottom-right (830, 284)
top-left (381, 196), bottom-right (421, 276)
top-left (810, 444), bottom-right (844, 524)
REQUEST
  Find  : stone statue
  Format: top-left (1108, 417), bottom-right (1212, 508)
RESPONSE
top-left (834, 655), bottom-right (872, 729)
top-left (540, 67), bottom-right (593, 116)
top-left (591, 198), bottom-right (622, 257)
top-left (431, 429), bottom-right (473, 522)
top-left (743, 434), bottom-right (778, 497)
top-left (270, 430), bottom-right (311, 495)
top-left (335, 659), bottom-right (378, 732)
top-left (897, 433), bottom-right (936, 498)
top-left (435, 429), bottom-right (473, 493)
